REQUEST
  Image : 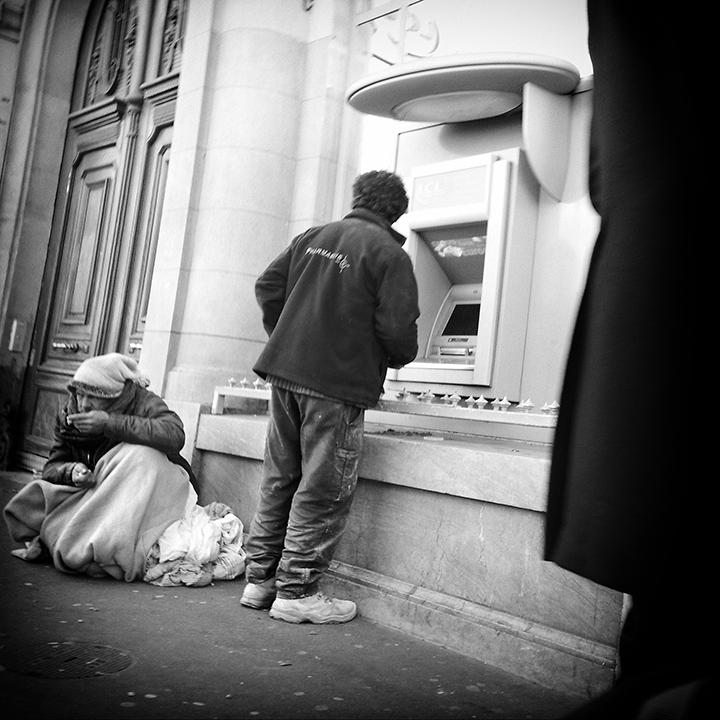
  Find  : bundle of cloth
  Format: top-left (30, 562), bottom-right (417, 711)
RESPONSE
top-left (144, 499), bottom-right (247, 587)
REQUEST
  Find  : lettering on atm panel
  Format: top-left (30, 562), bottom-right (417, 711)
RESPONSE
top-left (412, 166), bottom-right (487, 212)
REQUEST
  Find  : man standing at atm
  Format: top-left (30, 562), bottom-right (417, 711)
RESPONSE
top-left (241, 170), bottom-right (420, 624)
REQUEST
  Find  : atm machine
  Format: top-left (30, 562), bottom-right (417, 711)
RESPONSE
top-left (385, 147), bottom-right (541, 401)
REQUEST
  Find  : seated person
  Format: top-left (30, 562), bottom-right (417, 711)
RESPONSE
top-left (42, 352), bottom-right (197, 492)
top-left (4, 353), bottom-right (245, 585)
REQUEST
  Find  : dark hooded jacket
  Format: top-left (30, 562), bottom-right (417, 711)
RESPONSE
top-left (253, 208), bottom-right (419, 408)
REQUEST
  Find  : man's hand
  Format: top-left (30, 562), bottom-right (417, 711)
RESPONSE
top-left (71, 462), bottom-right (95, 488)
top-left (66, 410), bottom-right (110, 435)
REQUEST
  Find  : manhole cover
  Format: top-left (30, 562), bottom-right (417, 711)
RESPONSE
top-left (1, 641), bottom-right (134, 678)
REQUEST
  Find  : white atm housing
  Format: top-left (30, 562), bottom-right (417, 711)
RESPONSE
top-left (386, 147), bottom-right (540, 400)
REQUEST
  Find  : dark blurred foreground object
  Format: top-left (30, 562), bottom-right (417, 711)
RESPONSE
top-left (544, 2), bottom-right (712, 717)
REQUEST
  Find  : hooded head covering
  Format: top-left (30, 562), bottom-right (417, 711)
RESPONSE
top-left (69, 353), bottom-right (150, 398)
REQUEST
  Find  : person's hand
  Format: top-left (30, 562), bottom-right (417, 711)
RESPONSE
top-left (66, 410), bottom-right (110, 434)
top-left (71, 462), bottom-right (95, 488)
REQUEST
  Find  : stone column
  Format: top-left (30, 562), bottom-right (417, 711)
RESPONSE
top-left (143, 0), bottom-right (310, 401)
top-left (143, 0), bottom-right (366, 406)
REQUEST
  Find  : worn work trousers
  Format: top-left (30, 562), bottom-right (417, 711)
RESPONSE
top-left (244, 385), bottom-right (364, 599)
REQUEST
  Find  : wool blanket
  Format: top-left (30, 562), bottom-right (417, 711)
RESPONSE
top-left (4, 443), bottom-right (193, 581)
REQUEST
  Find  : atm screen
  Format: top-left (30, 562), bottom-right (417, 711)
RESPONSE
top-left (442, 303), bottom-right (480, 336)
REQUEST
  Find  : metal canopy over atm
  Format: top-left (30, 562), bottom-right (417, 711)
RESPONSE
top-left (385, 147), bottom-right (540, 401)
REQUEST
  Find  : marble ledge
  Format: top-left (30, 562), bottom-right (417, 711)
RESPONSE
top-left (196, 413), bottom-right (551, 513)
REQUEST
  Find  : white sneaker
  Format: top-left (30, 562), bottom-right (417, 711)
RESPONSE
top-left (240, 580), bottom-right (276, 609)
top-left (269, 592), bottom-right (357, 624)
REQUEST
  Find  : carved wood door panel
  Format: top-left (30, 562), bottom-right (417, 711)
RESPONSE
top-left (119, 123), bottom-right (173, 361)
top-left (49, 149), bottom-right (117, 364)
top-left (18, 0), bottom-right (184, 466)
top-left (19, 112), bottom-right (124, 459)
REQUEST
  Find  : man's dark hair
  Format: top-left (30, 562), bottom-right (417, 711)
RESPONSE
top-left (352, 170), bottom-right (409, 224)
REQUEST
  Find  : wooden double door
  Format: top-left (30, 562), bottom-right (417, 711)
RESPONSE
top-left (19, 0), bottom-right (185, 465)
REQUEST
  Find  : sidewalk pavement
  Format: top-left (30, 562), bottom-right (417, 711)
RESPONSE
top-left (0, 471), bottom-right (585, 719)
